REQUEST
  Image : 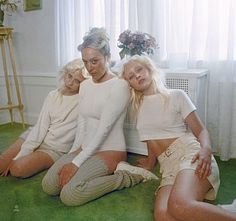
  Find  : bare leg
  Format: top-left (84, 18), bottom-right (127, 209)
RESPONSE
top-left (154, 185), bottom-right (179, 221)
top-left (0, 138), bottom-right (24, 173)
top-left (168, 170), bottom-right (236, 221)
top-left (137, 144), bottom-right (157, 171)
top-left (9, 151), bottom-right (54, 178)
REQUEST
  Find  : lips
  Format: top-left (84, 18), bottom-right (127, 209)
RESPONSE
top-left (138, 79), bottom-right (145, 84)
top-left (65, 85), bottom-right (72, 91)
top-left (89, 72), bottom-right (96, 76)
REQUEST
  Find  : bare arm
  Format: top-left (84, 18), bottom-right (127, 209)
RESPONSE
top-left (185, 111), bottom-right (212, 179)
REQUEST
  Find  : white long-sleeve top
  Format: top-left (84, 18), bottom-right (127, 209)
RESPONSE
top-left (69, 77), bottom-right (130, 167)
top-left (14, 89), bottom-right (80, 160)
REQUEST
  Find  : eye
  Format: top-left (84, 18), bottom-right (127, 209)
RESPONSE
top-left (129, 74), bottom-right (135, 80)
top-left (74, 79), bottom-right (80, 84)
top-left (82, 60), bottom-right (88, 65)
top-left (91, 59), bottom-right (98, 64)
top-left (136, 67), bottom-right (143, 72)
top-left (67, 73), bottom-right (72, 78)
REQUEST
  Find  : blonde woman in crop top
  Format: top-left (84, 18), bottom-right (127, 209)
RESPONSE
top-left (121, 55), bottom-right (236, 221)
top-left (0, 58), bottom-right (88, 178)
top-left (42, 28), bottom-right (158, 207)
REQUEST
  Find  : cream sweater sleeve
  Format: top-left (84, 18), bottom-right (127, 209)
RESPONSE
top-left (13, 92), bottom-right (52, 160)
top-left (68, 113), bottom-right (86, 153)
top-left (72, 79), bottom-right (130, 167)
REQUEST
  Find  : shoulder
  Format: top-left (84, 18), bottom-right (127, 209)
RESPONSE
top-left (47, 89), bottom-right (59, 99)
top-left (80, 78), bottom-right (92, 88)
top-left (78, 78), bottom-right (92, 96)
top-left (170, 89), bottom-right (195, 110)
top-left (109, 78), bottom-right (130, 97)
top-left (169, 89), bottom-right (188, 99)
top-left (111, 78), bottom-right (129, 90)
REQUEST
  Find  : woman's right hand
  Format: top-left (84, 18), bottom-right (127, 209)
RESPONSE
top-left (58, 163), bottom-right (79, 188)
top-left (1, 160), bottom-right (13, 176)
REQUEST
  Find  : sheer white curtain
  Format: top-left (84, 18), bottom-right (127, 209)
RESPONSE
top-left (56, 0), bottom-right (131, 66)
top-left (156, 0), bottom-right (236, 160)
top-left (56, 0), bottom-right (159, 65)
top-left (56, 0), bottom-right (236, 160)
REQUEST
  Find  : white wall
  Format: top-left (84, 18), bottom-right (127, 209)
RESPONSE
top-left (3, 0), bottom-right (58, 76)
top-left (0, 75), bottom-right (56, 125)
top-left (0, 0), bottom-right (58, 125)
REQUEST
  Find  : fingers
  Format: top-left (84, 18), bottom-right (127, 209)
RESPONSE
top-left (195, 159), bottom-right (212, 179)
top-left (1, 168), bottom-right (10, 176)
top-left (199, 162), bottom-right (212, 179)
top-left (59, 172), bottom-right (73, 188)
top-left (191, 153), bottom-right (198, 163)
top-left (58, 163), bottom-right (79, 188)
top-left (59, 166), bottom-right (76, 188)
top-left (59, 171), bottom-right (67, 188)
top-left (1, 163), bottom-right (11, 176)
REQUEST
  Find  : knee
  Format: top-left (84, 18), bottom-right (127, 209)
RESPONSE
top-left (10, 162), bottom-right (27, 178)
top-left (154, 205), bottom-right (170, 221)
top-left (60, 185), bottom-right (78, 206)
top-left (168, 195), bottom-right (194, 220)
top-left (41, 174), bottom-right (60, 196)
top-left (60, 182), bottom-right (88, 207)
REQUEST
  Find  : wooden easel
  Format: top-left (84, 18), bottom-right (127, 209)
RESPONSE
top-left (0, 27), bottom-right (25, 128)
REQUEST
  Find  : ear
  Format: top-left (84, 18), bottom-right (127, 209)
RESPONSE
top-left (105, 54), bottom-right (111, 63)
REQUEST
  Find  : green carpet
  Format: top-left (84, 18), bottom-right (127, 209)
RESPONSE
top-left (0, 123), bottom-right (236, 221)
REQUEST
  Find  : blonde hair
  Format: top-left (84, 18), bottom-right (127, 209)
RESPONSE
top-left (120, 55), bottom-right (170, 121)
top-left (58, 58), bottom-right (89, 92)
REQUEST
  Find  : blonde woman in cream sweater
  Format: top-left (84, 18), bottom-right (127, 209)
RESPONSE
top-left (0, 58), bottom-right (88, 178)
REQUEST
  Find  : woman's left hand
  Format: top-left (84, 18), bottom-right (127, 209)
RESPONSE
top-left (58, 163), bottom-right (79, 188)
top-left (191, 147), bottom-right (212, 179)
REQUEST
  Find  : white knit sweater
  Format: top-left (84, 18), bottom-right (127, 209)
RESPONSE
top-left (14, 89), bottom-right (79, 160)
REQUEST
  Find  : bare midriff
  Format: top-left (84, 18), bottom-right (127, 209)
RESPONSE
top-left (146, 137), bottom-right (179, 158)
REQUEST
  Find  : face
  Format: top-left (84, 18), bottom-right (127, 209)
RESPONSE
top-left (64, 69), bottom-right (86, 95)
top-left (123, 60), bottom-right (154, 95)
top-left (81, 48), bottom-right (107, 83)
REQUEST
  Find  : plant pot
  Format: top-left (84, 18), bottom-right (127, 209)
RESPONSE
top-left (0, 9), bottom-right (4, 27)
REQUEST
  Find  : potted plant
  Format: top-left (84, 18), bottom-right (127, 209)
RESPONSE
top-left (117, 30), bottom-right (158, 59)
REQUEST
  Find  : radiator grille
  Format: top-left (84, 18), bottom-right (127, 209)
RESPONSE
top-left (165, 78), bottom-right (189, 94)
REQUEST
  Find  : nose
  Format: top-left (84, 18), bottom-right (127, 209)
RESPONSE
top-left (68, 79), bottom-right (73, 85)
top-left (86, 62), bottom-right (92, 72)
top-left (135, 72), bottom-right (141, 79)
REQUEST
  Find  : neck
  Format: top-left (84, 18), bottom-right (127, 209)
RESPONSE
top-left (60, 88), bottom-right (78, 96)
top-left (93, 70), bottom-right (114, 83)
top-left (143, 82), bottom-right (156, 96)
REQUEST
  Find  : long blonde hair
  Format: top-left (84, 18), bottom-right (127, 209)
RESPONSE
top-left (120, 55), bottom-right (170, 121)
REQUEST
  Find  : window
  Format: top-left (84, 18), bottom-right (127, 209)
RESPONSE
top-left (56, 0), bottom-right (236, 66)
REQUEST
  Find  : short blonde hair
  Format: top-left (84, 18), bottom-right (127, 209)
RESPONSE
top-left (58, 58), bottom-right (89, 91)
